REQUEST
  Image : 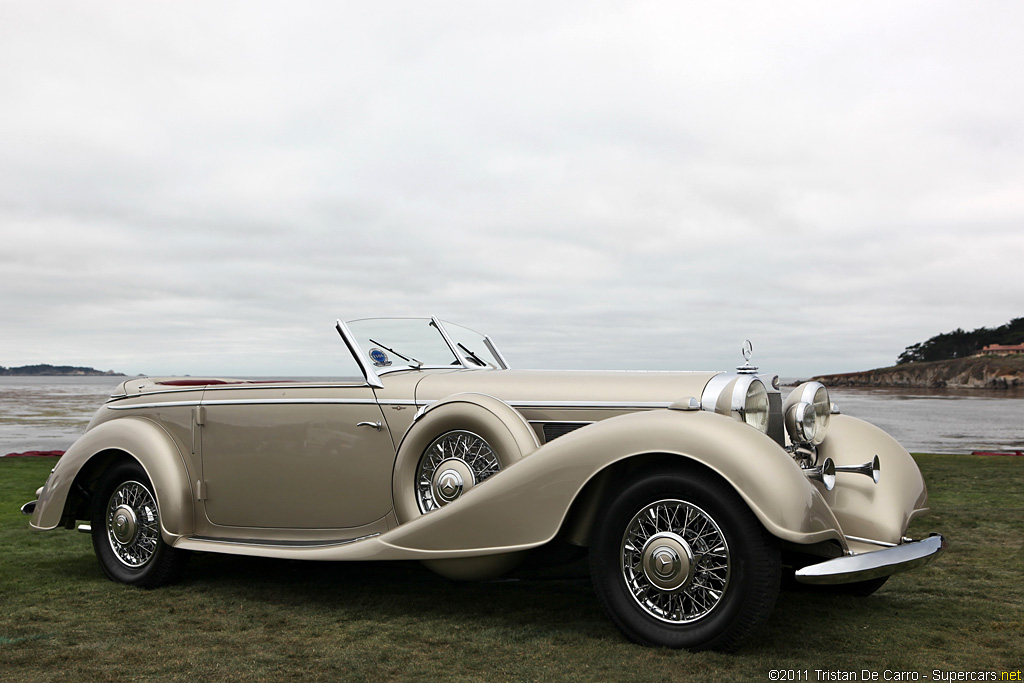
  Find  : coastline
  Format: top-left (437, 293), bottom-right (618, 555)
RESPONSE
top-left (0, 364), bottom-right (124, 377)
top-left (809, 355), bottom-right (1024, 390)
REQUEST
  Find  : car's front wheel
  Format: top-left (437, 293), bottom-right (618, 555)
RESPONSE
top-left (91, 461), bottom-right (190, 588)
top-left (590, 466), bottom-right (780, 651)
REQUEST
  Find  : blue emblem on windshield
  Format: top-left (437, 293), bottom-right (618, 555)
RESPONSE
top-left (369, 348), bottom-right (391, 367)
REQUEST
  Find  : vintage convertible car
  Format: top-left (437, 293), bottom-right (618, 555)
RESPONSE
top-left (23, 317), bottom-right (945, 651)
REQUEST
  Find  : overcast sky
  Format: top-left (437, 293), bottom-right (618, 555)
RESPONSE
top-left (1, 2), bottom-right (1021, 378)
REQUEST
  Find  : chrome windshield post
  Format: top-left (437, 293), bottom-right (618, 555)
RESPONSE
top-left (483, 335), bottom-right (510, 370)
top-left (335, 319), bottom-right (384, 389)
top-left (430, 316), bottom-right (468, 369)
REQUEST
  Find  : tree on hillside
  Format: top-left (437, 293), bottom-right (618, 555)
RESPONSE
top-left (897, 317), bottom-right (1024, 364)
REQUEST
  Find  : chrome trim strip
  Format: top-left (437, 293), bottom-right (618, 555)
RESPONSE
top-left (110, 398), bottom-right (674, 411)
top-left (109, 398), bottom-right (385, 411)
top-left (483, 335), bottom-right (510, 370)
top-left (200, 381), bottom-right (367, 390)
top-left (108, 400), bottom-right (203, 410)
top-left (509, 400), bottom-right (671, 409)
top-left (795, 534), bottom-right (946, 585)
top-left (106, 386), bottom-right (207, 402)
top-left (411, 393), bottom-right (539, 447)
top-left (107, 381), bottom-right (373, 403)
top-left (431, 315), bottom-right (468, 369)
top-left (526, 420), bottom-right (594, 425)
top-left (202, 398), bottom-right (382, 406)
top-left (336, 319), bottom-right (384, 389)
top-left (187, 532), bottom-right (380, 549)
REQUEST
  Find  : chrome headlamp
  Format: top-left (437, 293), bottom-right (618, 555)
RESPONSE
top-left (701, 373), bottom-right (772, 435)
top-left (784, 381), bottom-right (831, 446)
top-left (735, 376), bottom-right (770, 433)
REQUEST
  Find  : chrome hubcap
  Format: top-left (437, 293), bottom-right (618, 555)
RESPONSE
top-left (433, 464), bottom-right (467, 504)
top-left (112, 505), bottom-right (138, 545)
top-left (438, 470), bottom-right (462, 499)
top-left (106, 480), bottom-right (160, 568)
top-left (416, 431), bottom-right (500, 513)
top-left (621, 499), bottom-right (731, 623)
top-left (641, 532), bottom-right (694, 591)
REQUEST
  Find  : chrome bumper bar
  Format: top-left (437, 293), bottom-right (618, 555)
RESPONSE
top-left (795, 534), bottom-right (947, 585)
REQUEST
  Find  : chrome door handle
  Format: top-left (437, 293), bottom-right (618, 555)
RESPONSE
top-left (357, 421), bottom-right (382, 432)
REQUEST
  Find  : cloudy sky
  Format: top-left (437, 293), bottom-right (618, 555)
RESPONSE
top-left (1, 2), bottom-right (1021, 378)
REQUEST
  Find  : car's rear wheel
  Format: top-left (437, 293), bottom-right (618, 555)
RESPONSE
top-left (91, 461), bottom-right (190, 588)
top-left (393, 395), bottom-right (538, 525)
top-left (590, 466), bottom-right (780, 651)
top-left (414, 429), bottom-right (501, 514)
top-left (392, 395), bottom-right (538, 580)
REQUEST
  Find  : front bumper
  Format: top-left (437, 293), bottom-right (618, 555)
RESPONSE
top-left (795, 534), bottom-right (947, 585)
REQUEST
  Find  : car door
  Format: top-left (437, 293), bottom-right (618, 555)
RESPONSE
top-left (199, 382), bottom-right (395, 530)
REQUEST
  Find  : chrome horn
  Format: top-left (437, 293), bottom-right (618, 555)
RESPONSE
top-left (834, 455), bottom-right (881, 484)
top-left (804, 457), bottom-right (836, 491)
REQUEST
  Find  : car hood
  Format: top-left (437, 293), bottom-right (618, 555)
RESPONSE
top-left (413, 369), bottom-right (722, 406)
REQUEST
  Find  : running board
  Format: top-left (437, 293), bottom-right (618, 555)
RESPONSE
top-left (184, 533), bottom-right (380, 549)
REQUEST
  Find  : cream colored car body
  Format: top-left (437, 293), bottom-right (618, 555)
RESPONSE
top-left (26, 317), bottom-right (943, 649)
top-left (31, 353), bottom-right (925, 561)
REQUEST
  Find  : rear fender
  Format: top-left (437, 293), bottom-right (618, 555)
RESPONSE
top-left (29, 417), bottom-right (195, 541)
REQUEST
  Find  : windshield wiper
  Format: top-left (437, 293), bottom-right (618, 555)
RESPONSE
top-left (457, 343), bottom-right (488, 367)
top-left (368, 339), bottom-right (423, 368)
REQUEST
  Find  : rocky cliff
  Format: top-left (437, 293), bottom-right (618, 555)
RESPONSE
top-left (811, 355), bottom-right (1024, 389)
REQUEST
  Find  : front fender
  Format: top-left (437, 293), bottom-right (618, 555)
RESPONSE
top-left (378, 408), bottom-right (844, 555)
top-left (816, 414), bottom-right (927, 545)
top-left (29, 416), bottom-right (195, 540)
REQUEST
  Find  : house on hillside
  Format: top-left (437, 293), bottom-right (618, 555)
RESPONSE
top-left (978, 343), bottom-right (1024, 356)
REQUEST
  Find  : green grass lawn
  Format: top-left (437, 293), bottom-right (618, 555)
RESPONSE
top-left (1, 455), bottom-right (1021, 682)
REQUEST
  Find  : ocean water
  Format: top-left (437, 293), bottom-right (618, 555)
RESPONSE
top-left (0, 376), bottom-right (123, 453)
top-left (825, 385), bottom-right (1024, 454)
top-left (1, 376), bottom-right (1022, 456)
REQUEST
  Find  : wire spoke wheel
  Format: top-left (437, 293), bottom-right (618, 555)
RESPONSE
top-left (415, 430), bottom-right (500, 513)
top-left (591, 469), bottom-right (779, 650)
top-left (106, 480), bottom-right (161, 568)
top-left (621, 499), bottom-right (731, 623)
top-left (91, 461), bottom-right (190, 587)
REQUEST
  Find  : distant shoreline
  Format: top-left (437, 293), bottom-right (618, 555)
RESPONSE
top-left (809, 355), bottom-right (1024, 389)
top-left (0, 364), bottom-right (125, 377)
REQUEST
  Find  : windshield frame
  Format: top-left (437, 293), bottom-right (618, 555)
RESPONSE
top-left (336, 316), bottom-right (508, 387)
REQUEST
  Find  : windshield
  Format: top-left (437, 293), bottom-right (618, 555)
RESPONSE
top-left (344, 318), bottom-right (503, 373)
top-left (440, 320), bottom-right (503, 368)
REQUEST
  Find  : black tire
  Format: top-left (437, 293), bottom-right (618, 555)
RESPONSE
top-left (91, 461), bottom-right (190, 588)
top-left (590, 466), bottom-right (780, 651)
